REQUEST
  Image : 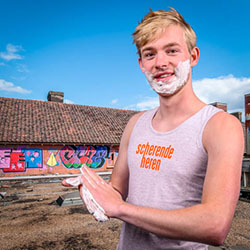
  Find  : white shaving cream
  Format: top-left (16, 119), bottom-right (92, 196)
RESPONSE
top-left (65, 170), bottom-right (109, 222)
top-left (143, 59), bottom-right (190, 95)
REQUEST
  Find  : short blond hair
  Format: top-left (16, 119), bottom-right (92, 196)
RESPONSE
top-left (132, 7), bottom-right (197, 56)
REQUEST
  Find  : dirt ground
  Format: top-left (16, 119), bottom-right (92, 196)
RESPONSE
top-left (0, 179), bottom-right (250, 250)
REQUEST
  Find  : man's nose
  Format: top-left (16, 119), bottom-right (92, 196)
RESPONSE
top-left (155, 52), bottom-right (169, 69)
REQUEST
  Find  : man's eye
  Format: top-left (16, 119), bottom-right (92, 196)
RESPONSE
top-left (167, 49), bottom-right (178, 54)
top-left (143, 52), bottom-right (154, 59)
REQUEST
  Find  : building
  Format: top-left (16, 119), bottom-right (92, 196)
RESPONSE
top-left (242, 94), bottom-right (250, 187)
top-left (0, 92), bottom-right (138, 177)
top-left (245, 94), bottom-right (250, 156)
top-left (1, 92), bottom-right (250, 187)
top-left (209, 102), bottom-right (227, 112)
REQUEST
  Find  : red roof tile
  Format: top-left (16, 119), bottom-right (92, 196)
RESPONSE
top-left (0, 97), bottom-right (139, 145)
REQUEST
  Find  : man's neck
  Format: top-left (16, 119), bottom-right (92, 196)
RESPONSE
top-left (152, 83), bottom-right (205, 132)
top-left (158, 80), bottom-right (204, 117)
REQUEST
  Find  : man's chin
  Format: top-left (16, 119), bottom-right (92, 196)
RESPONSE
top-left (157, 92), bottom-right (177, 98)
top-left (154, 84), bottom-right (185, 97)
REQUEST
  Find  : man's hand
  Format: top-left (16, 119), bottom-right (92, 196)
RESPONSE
top-left (61, 165), bottom-right (123, 220)
top-left (80, 165), bottom-right (124, 218)
top-left (61, 167), bottom-right (109, 221)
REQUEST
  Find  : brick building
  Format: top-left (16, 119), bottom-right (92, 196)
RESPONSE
top-left (0, 92), bottom-right (138, 177)
top-left (1, 92), bottom-right (249, 187)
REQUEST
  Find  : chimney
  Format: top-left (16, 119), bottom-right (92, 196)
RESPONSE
top-left (47, 91), bottom-right (64, 103)
top-left (210, 102), bottom-right (227, 112)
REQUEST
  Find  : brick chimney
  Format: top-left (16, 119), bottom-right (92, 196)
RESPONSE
top-left (47, 91), bottom-right (64, 103)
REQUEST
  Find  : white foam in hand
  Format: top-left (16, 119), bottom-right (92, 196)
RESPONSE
top-left (65, 173), bottom-right (109, 222)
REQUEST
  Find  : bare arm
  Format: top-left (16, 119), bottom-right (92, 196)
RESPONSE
top-left (81, 112), bottom-right (244, 246)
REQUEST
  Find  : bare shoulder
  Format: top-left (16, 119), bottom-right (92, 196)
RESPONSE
top-left (203, 111), bottom-right (244, 154)
top-left (204, 111), bottom-right (243, 135)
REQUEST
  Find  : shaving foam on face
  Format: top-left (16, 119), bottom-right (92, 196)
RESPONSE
top-left (65, 172), bottom-right (109, 222)
top-left (143, 59), bottom-right (190, 95)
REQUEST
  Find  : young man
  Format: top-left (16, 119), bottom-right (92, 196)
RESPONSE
top-left (63, 7), bottom-right (244, 250)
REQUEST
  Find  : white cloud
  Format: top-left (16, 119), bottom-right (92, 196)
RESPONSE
top-left (125, 96), bottom-right (159, 111)
top-left (17, 64), bottom-right (29, 73)
top-left (111, 99), bottom-right (118, 104)
top-left (64, 99), bottom-right (74, 104)
top-left (11, 76), bottom-right (27, 81)
top-left (193, 75), bottom-right (250, 112)
top-left (0, 44), bottom-right (24, 61)
top-left (126, 75), bottom-right (250, 113)
top-left (0, 79), bottom-right (31, 94)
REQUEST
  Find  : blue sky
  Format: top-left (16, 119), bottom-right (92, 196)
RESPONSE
top-left (0, 0), bottom-right (250, 117)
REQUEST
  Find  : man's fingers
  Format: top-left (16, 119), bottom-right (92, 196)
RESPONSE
top-left (81, 165), bottom-right (100, 189)
top-left (61, 179), bottom-right (74, 187)
top-left (62, 176), bottom-right (82, 187)
top-left (81, 165), bottom-right (100, 182)
top-left (81, 165), bottom-right (106, 188)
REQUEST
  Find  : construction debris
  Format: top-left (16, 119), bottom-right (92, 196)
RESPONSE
top-left (56, 191), bottom-right (83, 207)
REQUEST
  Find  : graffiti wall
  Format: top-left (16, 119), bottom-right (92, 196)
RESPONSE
top-left (0, 145), bottom-right (119, 177)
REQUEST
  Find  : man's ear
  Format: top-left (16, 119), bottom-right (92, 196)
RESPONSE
top-left (190, 47), bottom-right (200, 67)
top-left (138, 57), bottom-right (144, 72)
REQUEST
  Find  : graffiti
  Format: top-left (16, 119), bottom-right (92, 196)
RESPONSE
top-left (0, 144), bottom-right (112, 174)
top-left (59, 145), bottom-right (110, 169)
top-left (3, 152), bottom-right (25, 172)
top-left (59, 146), bottom-right (84, 169)
top-left (0, 149), bottom-right (11, 169)
top-left (79, 146), bottom-right (96, 166)
top-left (0, 149), bottom-right (25, 172)
top-left (46, 151), bottom-right (59, 167)
top-left (91, 146), bottom-right (110, 168)
top-left (22, 149), bottom-right (42, 168)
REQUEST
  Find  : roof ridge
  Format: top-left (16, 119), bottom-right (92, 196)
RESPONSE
top-left (0, 96), bottom-right (137, 112)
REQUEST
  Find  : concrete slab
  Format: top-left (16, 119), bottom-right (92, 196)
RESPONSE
top-left (0, 192), bottom-right (7, 199)
top-left (56, 191), bottom-right (83, 207)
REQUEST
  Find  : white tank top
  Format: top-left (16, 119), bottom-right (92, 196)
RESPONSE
top-left (117, 105), bottom-right (222, 250)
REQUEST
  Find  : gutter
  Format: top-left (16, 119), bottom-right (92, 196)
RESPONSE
top-left (0, 171), bottom-right (112, 181)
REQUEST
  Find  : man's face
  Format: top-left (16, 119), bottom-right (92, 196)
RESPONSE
top-left (138, 25), bottom-right (196, 96)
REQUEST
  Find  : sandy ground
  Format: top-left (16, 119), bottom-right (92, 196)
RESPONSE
top-left (0, 179), bottom-right (250, 250)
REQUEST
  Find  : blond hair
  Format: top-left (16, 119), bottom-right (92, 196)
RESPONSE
top-left (132, 7), bottom-right (196, 56)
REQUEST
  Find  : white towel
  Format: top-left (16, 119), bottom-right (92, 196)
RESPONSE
top-left (65, 170), bottom-right (109, 222)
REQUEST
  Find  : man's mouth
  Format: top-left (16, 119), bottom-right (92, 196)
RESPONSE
top-left (154, 72), bottom-right (174, 82)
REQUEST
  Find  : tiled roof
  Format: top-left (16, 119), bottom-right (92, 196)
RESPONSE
top-left (0, 97), bottom-right (139, 145)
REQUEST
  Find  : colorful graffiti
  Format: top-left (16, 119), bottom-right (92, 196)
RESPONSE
top-left (0, 145), bottom-right (111, 173)
top-left (3, 152), bottom-right (25, 172)
top-left (46, 151), bottom-right (59, 167)
top-left (0, 149), bottom-right (25, 172)
top-left (22, 149), bottom-right (42, 168)
top-left (59, 145), bottom-right (109, 169)
top-left (0, 149), bottom-right (11, 169)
